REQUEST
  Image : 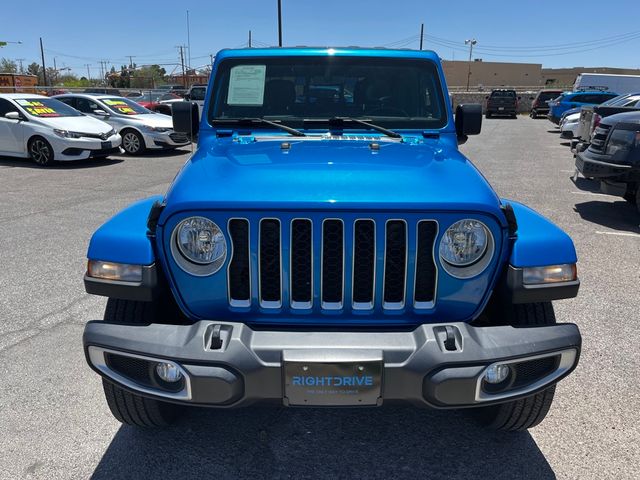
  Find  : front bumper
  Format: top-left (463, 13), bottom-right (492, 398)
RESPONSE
top-left (52, 134), bottom-right (122, 161)
top-left (83, 319), bottom-right (581, 409)
top-left (575, 151), bottom-right (633, 179)
top-left (141, 130), bottom-right (190, 149)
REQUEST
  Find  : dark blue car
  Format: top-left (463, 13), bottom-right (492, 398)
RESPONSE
top-left (82, 48), bottom-right (582, 431)
top-left (548, 90), bottom-right (619, 124)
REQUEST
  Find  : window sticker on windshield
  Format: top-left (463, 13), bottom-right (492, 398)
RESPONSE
top-left (15, 100), bottom-right (62, 117)
top-left (103, 99), bottom-right (137, 115)
top-left (227, 65), bottom-right (266, 105)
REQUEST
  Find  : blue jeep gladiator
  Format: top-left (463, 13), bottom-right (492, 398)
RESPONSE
top-left (83, 48), bottom-right (581, 431)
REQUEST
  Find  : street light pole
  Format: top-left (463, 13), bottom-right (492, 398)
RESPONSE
top-left (465, 38), bottom-right (477, 92)
top-left (277, 0), bottom-right (282, 47)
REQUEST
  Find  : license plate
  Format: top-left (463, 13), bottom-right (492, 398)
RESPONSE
top-left (283, 351), bottom-right (382, 406)
top-left (101, 141), bottom-right (112, 149)
top-left (498, 107), bottom-right (505, 111)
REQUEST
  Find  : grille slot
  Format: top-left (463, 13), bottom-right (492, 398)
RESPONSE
top-left (290, 219), bottom-right (313, 308)
top-left (228, 219), bottom-right (251, 307)
top-left (259, 219), bottom-right (282, 308)
top-left (352, 219), bottom-right (376, 309)
top-left (414, 220), bottom-right (438, 307)
top-left (383, 220), bottom-right (407, 309)
top-left (321, 219), bottom-right (344, 309)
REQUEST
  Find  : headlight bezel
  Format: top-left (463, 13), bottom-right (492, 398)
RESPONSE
top-left (170, 216), bottom-right (227, 276)
top-left (438, 219), bottom-right (495, 279)
top-left (53, 129), bottom-right (83, 139)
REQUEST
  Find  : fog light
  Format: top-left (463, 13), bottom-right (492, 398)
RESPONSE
top-left (484, 364), bottom-right (510, 384)
top-left (155, 362), bottom-right (183, 383)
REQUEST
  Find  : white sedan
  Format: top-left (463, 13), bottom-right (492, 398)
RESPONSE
top-left (560, 112), bottom-right (581, 139)
top-left (54, 94), bottom-right (190, 155)
top-left (0, 94), bottom-right (121, 166)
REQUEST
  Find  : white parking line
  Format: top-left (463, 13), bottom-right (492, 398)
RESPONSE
top-left (596, 231), bottom-right (640, 238)
top-left (560, 170), bottom-right (575, 173)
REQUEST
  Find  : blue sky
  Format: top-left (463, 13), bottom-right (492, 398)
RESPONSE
top-left (1, 0), bottom-right (639, 77)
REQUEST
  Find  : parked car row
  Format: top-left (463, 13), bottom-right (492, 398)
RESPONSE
top-left (0, 92), bottom-right (190, 165)
top-left (540, 87), bottom-right (640, 212)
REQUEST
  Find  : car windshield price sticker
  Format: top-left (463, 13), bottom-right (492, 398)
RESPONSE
top-left (16, 100), bottom-right (62, 117)
top-left (227, 65), bottom-right (266, 105)
top-left (104, 99), bottom-right (137, 115)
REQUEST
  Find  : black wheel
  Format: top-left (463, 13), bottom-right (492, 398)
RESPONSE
top-left (636, 188), bottom-right (640, 213)
top-left (485, 113), bottom-right (492, 119)
top-left (511, 113), bottom-right (518, 119)
top-left (622, 184), bottom-right (637, 207)
top-left (121, 129), bottom-right (146, 155)
top-left (472, 302), bottom-right (558, 431)
top-left (100, 299), bottom-right (182, 427)
top-left (530, 110), bottom-right (537, 118)
top-left (28, 136), bottom-right (54, 166)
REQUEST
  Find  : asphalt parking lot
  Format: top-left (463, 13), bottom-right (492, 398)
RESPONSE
top-left (1, 117), bottom-right (638, 480)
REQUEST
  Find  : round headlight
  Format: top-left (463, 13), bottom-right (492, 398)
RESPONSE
top-left (439, 219), bottom-right (494, 279)
top-left (172, 217), bottom-right (227, 275)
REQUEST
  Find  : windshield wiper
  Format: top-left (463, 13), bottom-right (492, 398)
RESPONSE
top-left (211, 117), bottom-right (306, 137)
top-left (305, 117), bottom-right (402, 139)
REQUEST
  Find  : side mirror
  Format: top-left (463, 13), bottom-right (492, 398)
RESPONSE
top-left (172, 101), bottom-right (199, 139)
top-left (4, 111), bottom-right (22, 121)
top-left (455, 104), bottom-right (482, 145)
top-left (184, 94), bottom-right (190, 101)
top-left (485, 95), bottom-right (489, 100)
top-left (529, 96), bottom-right (535, 101)
top-left (517, 96), bottom-right (522, 100)
top-left (93, 109), bottom-right (110, 117)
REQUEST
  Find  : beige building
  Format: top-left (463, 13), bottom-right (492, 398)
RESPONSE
top-left (442, 60), bottom-right (542, 89)
top-left (541, 67), bottom-right (640, 88)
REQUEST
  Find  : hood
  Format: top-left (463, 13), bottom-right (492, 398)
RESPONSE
top-left (121, 113), bottom-right (173, 128)
top-left (33, 115), bottom-right (112, 134)
top-left (162, 136), bottom-right (505, 221)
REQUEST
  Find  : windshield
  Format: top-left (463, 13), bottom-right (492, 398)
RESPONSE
top-left (102, 98), bottom-right (152, 115)
top-left (210, 56), bottom-right (447, 129)
top-left (490, 90), bottom-right (516, 98)
top-left (190, 87), bottom-right (206, 101)
top-left (538, 92), bottom-right (561, 102)
top-left (15, 98), bottom-right (83, 118)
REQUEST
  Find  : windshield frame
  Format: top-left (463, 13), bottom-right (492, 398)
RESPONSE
top-left (207, 55), bottom-right (449, 132)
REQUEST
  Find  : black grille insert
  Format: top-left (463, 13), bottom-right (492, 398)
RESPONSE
top-left (106, 353), bottom-right (152, 386)
top-left (414, 221), bottom-right (437, 305)
top-left (290, 219), bottom-right (313, 307)
top-left (512, 355), bottom-right (560, 388)
top-left (322, 220), bottom-right (344, 307)
top-left (259, 219), bottom-right (281, 306)
top-left (352, 220), bottom-right (375, 307)
top-left (228, 219), bottom-right (251, 305)
top-left (383, 220), bottom-right (407, 306)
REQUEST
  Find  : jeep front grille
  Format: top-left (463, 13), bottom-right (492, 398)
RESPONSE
top-left (227, 217), bottom-right (438, 313)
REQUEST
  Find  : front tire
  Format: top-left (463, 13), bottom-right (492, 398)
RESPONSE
top-left (28, 136), bottom-right (54, 166)
top-left (100, 299), bottom-right (182, 427)
top-left (472, 302), bottom-right (558, 431)
top-left (121, 129), bottom-right (146, 155)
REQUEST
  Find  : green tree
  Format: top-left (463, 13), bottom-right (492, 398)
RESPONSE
top-left (27, 62), bottom-right (42, 81)
top-left (0, 57), bottom-right (18, 73)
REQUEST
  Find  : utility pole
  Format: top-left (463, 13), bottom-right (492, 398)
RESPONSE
top-left (85, 64), bottom-right (91, 80)
top-left (16, 58), bottom-right (25, 73)
top-left (277, 0), bottom-right (283, 47)
top-left (53, 57), bottom-right (57, 71)
top-left (465, 38), bottom-right (477, 92)
top-left (127, 56), bottom-right (134, 69)
top-left (209, 54), bottom-right (214, 66)
top-left (178, 45), bottom-right (186, 87)
top-left (186, 10), bottom-right (191, 71)
top-left (39, 37), bottom-right (47, 86)
top-left (249, 30), bottom-right (252, 48)
top-left (419, 23), bottom-right (424, 50)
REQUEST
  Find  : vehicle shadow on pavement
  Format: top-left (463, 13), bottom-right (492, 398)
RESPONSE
top-left (571, 176), bottom-right (600, 194)
top-left (91, 406), bottom-right (555, 480)
top-left (574, 200), bottom-right (640, 233)
top-left (0, 156), bottom-right (123, 169)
